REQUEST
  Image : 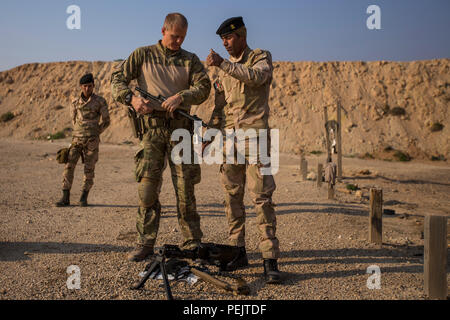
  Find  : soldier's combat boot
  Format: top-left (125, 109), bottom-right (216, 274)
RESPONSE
top-left (79, 190), bottom-right (89, 207)
top-left (127, 245), bottom-right (154, 262)
top-left (224, 247), bottom-right (248, 271)
top-left (55, 190), bottom-right (70, 207)
top-left (263, 259), bottom-right (281, 284)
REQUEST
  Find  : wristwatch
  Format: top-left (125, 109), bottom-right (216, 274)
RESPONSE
top-left (124, 92), bottom-right (133, 106)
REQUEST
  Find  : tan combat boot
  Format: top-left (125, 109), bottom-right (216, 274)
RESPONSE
top-left (127, 244), bottom-right (154, 262)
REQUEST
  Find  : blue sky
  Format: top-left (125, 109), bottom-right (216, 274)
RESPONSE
top-left (0, 0), bottom-right (449, 71)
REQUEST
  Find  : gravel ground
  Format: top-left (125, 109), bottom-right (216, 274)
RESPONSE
top-left (0, 138), bottom-right (449, 300)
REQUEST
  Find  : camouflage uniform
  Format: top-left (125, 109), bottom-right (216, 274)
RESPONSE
top-left (209, 46), bottom-right (280, 259)
top-left (111, 41), bottom-right (211, 250)
top-left (62, 93), bottom-right (110, 192)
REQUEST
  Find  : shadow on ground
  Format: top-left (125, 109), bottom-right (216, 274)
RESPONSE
top-left (243, 245), bottom-right (431, 293)
top-left (161, 202), bottom-right (370, 217)
top-left (0, 241), bottom-right (130, 262)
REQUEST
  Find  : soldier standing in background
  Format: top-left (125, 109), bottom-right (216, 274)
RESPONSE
top-left (205, 17), bottom-right (281, 284)
top-left (55, 73), bottom-right (110, 207)
top-left (111, 13), bottom-right (211, 262)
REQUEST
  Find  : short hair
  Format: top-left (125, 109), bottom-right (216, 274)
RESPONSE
top-left (163, 13), bottom-right (188, 30)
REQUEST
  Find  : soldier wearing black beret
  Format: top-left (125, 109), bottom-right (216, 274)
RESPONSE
top-left (206, 17), bottom-right (282, 284)
top-left (55, 73), bottom-right (110, 207)
top-left (215, 16), bottom-right (245, 37)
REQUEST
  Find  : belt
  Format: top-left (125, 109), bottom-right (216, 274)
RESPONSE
top-left (147, 116), bottom-right (192, 129)
top-left (147, 118), bottom-right (170, 128)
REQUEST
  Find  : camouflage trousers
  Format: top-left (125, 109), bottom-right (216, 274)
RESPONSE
top-left (220, 133), bottom-right (280, 259)
top-left (134, 123), bottom-right (202, 250)
top-left (62, 136), bottom-right (99, 192)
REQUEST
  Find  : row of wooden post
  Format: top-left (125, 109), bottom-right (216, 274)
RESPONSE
top-left (312, 165), bottom-right (447, 299)
top-left (368, 188), bottom-right (448, 299)
top-left (307, 102), bottom-right (447, 299)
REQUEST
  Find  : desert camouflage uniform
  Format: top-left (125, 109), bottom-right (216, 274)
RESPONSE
top-left (209, 46), bottom-right (280, 259)
top-left (62, 93), bottom-right (110, 192)
top-left (111, 41), bottom-right (211, 249)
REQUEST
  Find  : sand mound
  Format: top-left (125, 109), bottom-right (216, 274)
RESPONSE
top-left (0, 59), bottom-right (448, 160)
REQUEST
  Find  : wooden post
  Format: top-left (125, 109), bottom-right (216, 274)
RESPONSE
top-left (337, 102), bottom-right (342, 182)
top-left (424, 215), bottom-right (448, 300)
top-left (300, 155), bottom-right (308, 181)
top-left (317, 163), bottom-right (323, 188)
top-left (324, 106), bottom-right (331, 162)
top-left (369, 188), bottom-right (383, 244)
top-left (327, 183), bottom-right (334, 199)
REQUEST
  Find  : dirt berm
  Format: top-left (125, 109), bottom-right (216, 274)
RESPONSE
top-left (0, 59), bottom-right (448, 160)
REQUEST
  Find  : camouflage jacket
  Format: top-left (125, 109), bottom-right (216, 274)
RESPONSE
top-left (71, 93), bottom-right (110, 137)
top-left (110, 41), bottom-right (211, 115)
top-left (209, 46), bottom-right (273, 130)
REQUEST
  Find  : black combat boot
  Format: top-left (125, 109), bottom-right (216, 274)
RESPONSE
top-left (55, 190), bottom-right (70, 207)
top-left (79, 190), bottom-right (89, 207)
top-left (224, 247), bottom-right (249, 271)
top-left (263, 259), bottom-right (281, 284)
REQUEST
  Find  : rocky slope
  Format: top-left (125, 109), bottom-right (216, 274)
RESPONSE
top-left (0, 59), bottom-right (448, 160)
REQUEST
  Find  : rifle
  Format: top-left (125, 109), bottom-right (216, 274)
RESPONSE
top-left (130, 243), bottom-right (250, 299)
top-left (135, 87), bottom-right (209, 128)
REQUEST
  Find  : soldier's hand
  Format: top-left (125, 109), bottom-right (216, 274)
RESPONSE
top-left (207, 49), bottom-right (224, 67)
top-left (131, 96), bottom-right (153, 115)
top-left (161, 94), bottom-right (182, 118)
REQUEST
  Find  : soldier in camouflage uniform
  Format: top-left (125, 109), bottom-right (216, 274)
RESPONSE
top-left (205, 17), bottom-right (281, 283)
top-left (111, 13), bottom-right (211, 262)
top-left (56, 73), bottom-right (110, 207)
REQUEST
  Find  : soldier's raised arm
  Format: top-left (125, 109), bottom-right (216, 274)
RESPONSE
top-left (177, 54), bottom-right (211, 107)
top-left (219, 50), bottom-right (272, 87)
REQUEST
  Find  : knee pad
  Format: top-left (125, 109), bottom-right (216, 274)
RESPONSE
top-left (138, 177), bottom-right (160, 208)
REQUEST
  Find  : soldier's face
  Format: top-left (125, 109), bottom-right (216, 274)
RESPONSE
top-left (80, 83), bottom-right (94, 98)
top-left (161, 25), bottom-right (187, 51)
top-left (221, 33), bottom-right (246, 58)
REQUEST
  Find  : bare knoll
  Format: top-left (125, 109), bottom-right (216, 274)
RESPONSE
top-left (0, 59), bottom-right (448, 160)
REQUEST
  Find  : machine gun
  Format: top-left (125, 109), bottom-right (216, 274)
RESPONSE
top-left (135, 87), bottom-right (209, 128)
top-left (130, 243), bottom-right (250, 299)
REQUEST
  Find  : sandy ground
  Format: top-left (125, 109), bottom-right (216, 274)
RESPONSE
top-left (0, 138), bottom-right (449, 300)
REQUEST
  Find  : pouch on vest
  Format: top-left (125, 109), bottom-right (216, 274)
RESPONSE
top-left (56, 147), bottom-right (70, 164)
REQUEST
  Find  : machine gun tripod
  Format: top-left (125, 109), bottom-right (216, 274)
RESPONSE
top-left (130, 243), bottom-right (250, 300)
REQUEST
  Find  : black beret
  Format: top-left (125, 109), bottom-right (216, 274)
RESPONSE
top-left (79, 73), bottom-right (94, 85)
top-left (216, 16), bottom-right (245, 36)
